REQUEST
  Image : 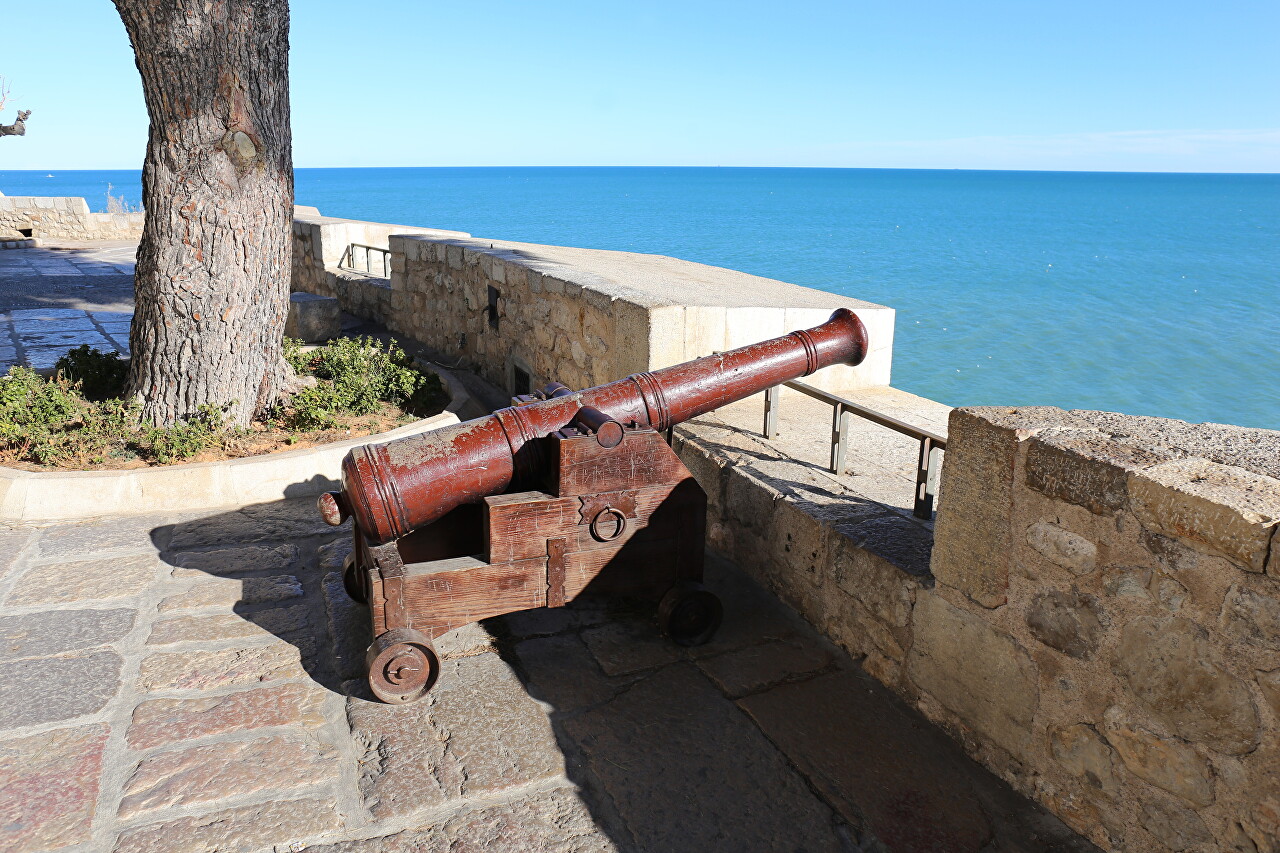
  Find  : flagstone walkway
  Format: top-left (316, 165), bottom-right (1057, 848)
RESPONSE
top-left (0, 498), bottom-right (1097, 853)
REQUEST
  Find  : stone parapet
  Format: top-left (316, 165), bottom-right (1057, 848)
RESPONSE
top-left (925, 407), bottom-right (1280, 852)
top-left (290, 210), bottom-right (895, 398)
top-left (0, 196), bottom-right (144, 240)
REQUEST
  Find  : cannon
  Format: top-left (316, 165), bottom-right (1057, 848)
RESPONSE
top-left (320, 308), bottom-right (869, 702)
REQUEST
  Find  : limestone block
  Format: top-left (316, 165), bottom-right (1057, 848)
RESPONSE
top-left (1049, 723), bottom-right (1120, 798)
top-left (1026, 521), bottom-right (1097, 576)
top-left (724, 306), bottom-right (784, 351)
top-left (1139, 796), bottom-right (1213, 850)
top-left (906, 592), bottom-right (1038, 755)
top-left (284, 292), bottom-right (340, 342)
top-left (1102, 707), bottom-right (1214, 806)
top-left (1113, 616), bottom-right (1259, 754)
top-left (1220, 584), bottom-right (1280, 650)
top-left (1128, 458), bottom-right (1280, 572)
top-left (931, 409), bottom-right (1035, 607)
top-left (1025, 590), bottom-right (1104, 659)
top-left (1259, 669), bottom-right (1280, 718)
top-left (683, 304), bottom-right (728, 359)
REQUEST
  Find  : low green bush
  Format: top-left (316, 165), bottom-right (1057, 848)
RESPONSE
top-left (54, 345), bottom-right (129, 402)
top-left (279, 336), bottom-right (445, 431)
top-left (0, 337), bottom-right (446, 468)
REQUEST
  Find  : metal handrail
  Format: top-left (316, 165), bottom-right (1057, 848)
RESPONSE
top-left (763, 380), bottom-right (946, 520)
top-left (340, 243), bottom-right (392, 277)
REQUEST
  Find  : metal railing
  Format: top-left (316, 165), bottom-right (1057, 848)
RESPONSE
top-left (340, 243), bottom-right (392, 277)
top-left (763, 380), bottom-right (947, 520)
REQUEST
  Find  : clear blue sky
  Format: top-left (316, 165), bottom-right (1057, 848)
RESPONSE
top-left (2, 0), bottom-right (1277, 172)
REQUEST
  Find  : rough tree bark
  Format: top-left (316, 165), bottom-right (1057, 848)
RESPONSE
top-left (114, 0), bottom-right (293, 427)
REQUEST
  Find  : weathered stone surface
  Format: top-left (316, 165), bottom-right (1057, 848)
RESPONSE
top-left (1025, 522), bottom-right (1097, 576)
top-left (581, 619), bottom-right (681, 676)
top-left (0, 724), bottom-right (107, 853)
top-left (286, 291), bottom-right (341, 342)
top-left (146, 605), bottom-right (310, 645)
top-left (695, 636), bottom-right (831, 698)
top-left (158, 573), bottom-right (303, 611)
top-left (515, 634), bottom-right (628, 712)
top-left (1025, 431), bottom-right (1170, 515)
top-left (347, 652), bottom-right (564, 820)
top-left (931, 408), bottom-right (1027, 608)
top-left (831, 524), bottom-right (922, 628)
top-left (119, 734), bottom-right (338, 817)
top-left (837, 510), bottom-right (935, 578)
top-left (1050, 724), bottom-right (1120, 798)
top-left (323, 571), bottom-right (371, 681)
top-left (1113, 616), bottom-right (1259, 754)
top-left (317, 535), bottom-right (353, 573)
top-left (301, 787), bottom-right (619, 852)
top-left (171, 543), bottom-right (300, 577)
top-left (1259, 669), bottom-right (1280, 718)
top-left (1102, 708), bottom-right (1214, 806)
top-left (566, 663), bottom-right (846, 852)
top-left (739, 668), bottom-right (993, 850)
top-left (37, 513), bottom-right (166, 560)
top-left (127, 681), bottom-right (327, 749)
top-left (165, 498), bottom-right (338, 549)
top-left (137, 644), bottom-right (307, 692)
top-left (1221, 584), bottom-right (1280, 650)
top-left (113, 796), bottom-right (341, 853)
top-left (0, 651), bottom-right (122, 728)
top-left (0, 530), bottom-right (34, 580)
top-left (1129, 458), bottom-right (1280, 572)
top-left (0, 608), bottom-right (135, 660)
top-left (1140, 796), bottom-right (1213, 851)
top-left (5, 553), bottom-right (156, 605)
top-left (907, 593), bottom-right (1039, 755)
top-left (1025, 590), bottom-right (1104, 659)
top-left (434, 621), bottom-right (497, 659)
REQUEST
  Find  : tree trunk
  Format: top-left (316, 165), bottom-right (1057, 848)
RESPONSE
top-left (114, 0), bottom-right (293, 427)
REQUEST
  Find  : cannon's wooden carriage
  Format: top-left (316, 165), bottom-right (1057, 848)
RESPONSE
top-left (322, 308), bottom-right (869, 703)
top-left (340, 417), bottom-right (720, 703)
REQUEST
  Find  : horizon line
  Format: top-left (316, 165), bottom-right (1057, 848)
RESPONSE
top-left (4, 164), bottom-right (1278, 176)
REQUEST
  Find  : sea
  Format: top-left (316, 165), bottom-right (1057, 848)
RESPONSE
top-left (2, 167), bottom-right (1276, 430)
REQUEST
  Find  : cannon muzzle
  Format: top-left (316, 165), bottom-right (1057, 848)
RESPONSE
top-left (329, 308), bottom-right (868, 544)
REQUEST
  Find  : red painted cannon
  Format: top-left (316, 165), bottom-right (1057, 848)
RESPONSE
top-left (320, 308), bottom-right (868, 702)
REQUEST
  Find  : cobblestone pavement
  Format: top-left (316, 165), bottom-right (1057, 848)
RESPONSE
top-left (0, 241), bottom-right (138, 373)
top-left (0, 498), bottom-right (1097, 853)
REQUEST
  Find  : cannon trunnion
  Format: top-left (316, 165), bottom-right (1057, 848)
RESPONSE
top-left (323, 308), bottom-right (869, 703)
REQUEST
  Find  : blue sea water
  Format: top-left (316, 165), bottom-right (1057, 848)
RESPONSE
top-left (3, 167), bottom-right (1277, 429)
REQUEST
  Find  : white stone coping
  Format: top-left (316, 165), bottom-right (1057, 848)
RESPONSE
top-left (0, 411), bottom-right (459, 522)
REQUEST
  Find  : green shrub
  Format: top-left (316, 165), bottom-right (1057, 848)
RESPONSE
top-left (281, 336), bottom-right (445, 429)
top-left (142, 404), bottom-right (226, 464)
top-left (55, 345), bottom-right (129, 401)
top-left (0, 366), bottom-right (135, 465)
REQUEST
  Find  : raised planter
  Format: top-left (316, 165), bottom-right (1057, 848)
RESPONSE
top-left (0, 411), bottom-right (459, 522)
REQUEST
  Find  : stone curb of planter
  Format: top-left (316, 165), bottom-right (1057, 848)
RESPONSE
top-left (0, 411), bottom-right (459, 522)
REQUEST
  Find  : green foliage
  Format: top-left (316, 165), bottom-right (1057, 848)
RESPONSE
top-left (142, 404), bottom-right (227, 464)
top-left (54, 345), bottom-right (129, 401)
top-left (0, 335), bottom-right (445, 469)
top-left (280, 336), bottom-right (445, 430)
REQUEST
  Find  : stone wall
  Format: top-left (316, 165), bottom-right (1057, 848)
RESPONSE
top-left (925, 409), bottom-right (1279, 852)
top-left (679, 405), bottom-right (1280, 852)
top-left (290, 210), bottom-right (469, 330)
top-left (0, 196), bottom-right (144, 241)
top-left (292, 211), bottom-right (894, 397)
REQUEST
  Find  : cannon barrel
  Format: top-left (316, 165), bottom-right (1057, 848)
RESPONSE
top-left (322, 308), bottom-right (868, 544)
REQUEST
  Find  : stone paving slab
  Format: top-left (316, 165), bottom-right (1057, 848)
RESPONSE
top-left (0, 498), bottom-right (1096, 852)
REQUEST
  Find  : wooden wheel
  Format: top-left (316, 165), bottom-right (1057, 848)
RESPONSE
top-left (658, 582), bottom-right (723, 647)
top-left (342, 553), bottom-right (369, 604)
top-left (366, 628), bottom-right (440, 704)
